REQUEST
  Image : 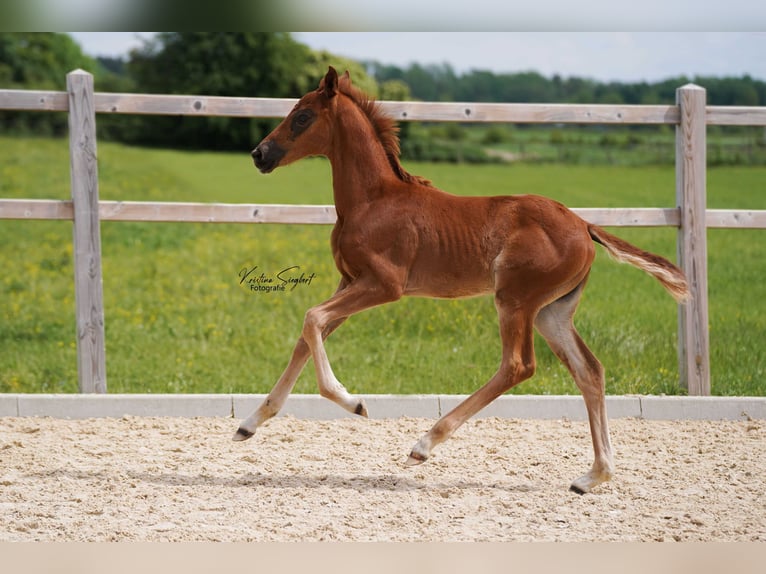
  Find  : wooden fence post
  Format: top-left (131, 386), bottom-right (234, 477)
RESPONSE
top-left (675, 84), bottom-right (710, 395)
top-left (67, 69), bottom-right (107, 393)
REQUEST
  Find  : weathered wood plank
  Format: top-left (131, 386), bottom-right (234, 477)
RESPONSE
top-left (68, 70), bottom-right (107, 394)
top-left (5, 199), bottom-right (765, 229)
top-left (381, 101), bottom-right (679, 124)
top-left (97, 201), bottom-right (338, 224)
top-left (89, 92), bottom-right (679, 124)
top-left (707, 106), bottom-right (766, 126)
top-left (3, 89), bottom-right (763, 127)
top-left (0, 199), bottom-right (74, 219)
top-left (0, 89), bottom-right (68, 111)
top-left (0, 200), bottom-right (678, 226)
top-left (573, 208), bottom-right (681, 227)
top-left (676, 84), bottom-right (710, 396)
top-left (93, 93), bottom-right (296, 117)
top-left (705, 209), bottom-right (766, 228)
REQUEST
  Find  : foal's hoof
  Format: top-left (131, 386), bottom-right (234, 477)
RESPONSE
top-left (569, 467), bottom-right (613, 494)
top-left (405, 449), bottom-right (428, 467)
top-left (354, 399), bottom-right (368, 418)
top-left (232, 427), bottom-right (255, 442)
top-left (405, 454), bottom-right (426, 467)
top-left (405, 437), bottom-right (430, 467)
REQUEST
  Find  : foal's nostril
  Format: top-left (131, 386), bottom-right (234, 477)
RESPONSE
top-left (251, 141), bottom-right (285, 173)
top-left (252, 145), bottom-right (267, 169)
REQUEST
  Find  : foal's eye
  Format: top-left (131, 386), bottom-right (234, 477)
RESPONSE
top-left (290, 109), bottom-right (315, 137)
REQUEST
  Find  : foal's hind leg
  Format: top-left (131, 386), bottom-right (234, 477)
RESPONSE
top-left (534, 280), bottom-right (614, 494)
top-left (407, 294), bottom-right (537, 466)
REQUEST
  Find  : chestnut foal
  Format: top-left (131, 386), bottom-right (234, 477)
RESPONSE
top-left (236, 67), bottom-right (689, 493)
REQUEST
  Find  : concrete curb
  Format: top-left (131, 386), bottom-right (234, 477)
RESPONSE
top-left (1, 394), bottom-right (764, 421)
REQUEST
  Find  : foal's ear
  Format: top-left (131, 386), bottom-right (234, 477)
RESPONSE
top-left (339, 70), bottom-right (351, 89)
top-left (320, 66), bottom-right (339, 99)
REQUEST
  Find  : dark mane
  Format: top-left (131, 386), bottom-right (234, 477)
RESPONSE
top-left (338, 81), bottom-right (433, 188)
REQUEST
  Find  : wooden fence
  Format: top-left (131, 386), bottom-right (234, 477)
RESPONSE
top-left (2, 69), bottom-right (766, 396)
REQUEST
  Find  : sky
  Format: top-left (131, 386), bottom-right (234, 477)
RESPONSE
top-left (68, 32), bottom-right (766, 84)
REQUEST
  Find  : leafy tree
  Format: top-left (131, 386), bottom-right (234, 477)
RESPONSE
top-left (0, 33), bottom-right (97, 89)
top-left (0, 33), bottom-right (99, 136)
top-left (402, 63), bottom-right (458, 102)
top-left (124, 32), bottom-right (314, 150)
top-left (497, 71), bottom-right (555, 103)
top-left (303, 50), bottom-right (378, 97)
top-left (379, 79), bottom-right (411, 101)
top-left (121, 33), bottom-right (380, 151)
top-left (129, 33), bottom-right (310, 98)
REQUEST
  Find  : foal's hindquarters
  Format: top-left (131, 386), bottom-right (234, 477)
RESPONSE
top-left (406, 273), bottom-right (615, 494)
top-left (401, 197), bottom-right (614, 493)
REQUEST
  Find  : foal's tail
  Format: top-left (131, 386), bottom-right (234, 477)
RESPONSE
top-left (588, 224), bottom-right (691, 303)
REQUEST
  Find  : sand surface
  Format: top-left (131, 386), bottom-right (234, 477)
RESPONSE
top-left (1, 415), bottom-right (764, 542)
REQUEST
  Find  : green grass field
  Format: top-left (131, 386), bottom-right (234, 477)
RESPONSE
top-left (1, 136), bottom-right (764, 396)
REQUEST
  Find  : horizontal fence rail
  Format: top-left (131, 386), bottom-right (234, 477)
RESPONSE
top-left (3, 199), bottom-right (766, 229)
top-left (2, 69), bottom-right (766, 396)
top-left (4, 88), bottom-right (766, 126)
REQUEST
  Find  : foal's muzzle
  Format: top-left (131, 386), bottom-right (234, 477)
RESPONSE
top-left (252, 141), bottom-right (286, 174)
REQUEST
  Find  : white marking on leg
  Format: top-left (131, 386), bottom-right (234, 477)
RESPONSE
top-left (233, 339), bottom-right (311, 440)
top-left (303, 307), bottom-right (367, 416)
top-left (536, 287), bottom-right (614, 493)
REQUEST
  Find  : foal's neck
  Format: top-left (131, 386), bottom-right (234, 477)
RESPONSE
top-left (327, 99), bottom-right (399, 216)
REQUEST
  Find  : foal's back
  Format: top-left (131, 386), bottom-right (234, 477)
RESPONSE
top-left (345, 180), bottom-right (595, 301)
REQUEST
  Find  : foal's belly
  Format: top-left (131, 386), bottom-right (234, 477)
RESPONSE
top-left (404, 267), bottom-right (495, 299)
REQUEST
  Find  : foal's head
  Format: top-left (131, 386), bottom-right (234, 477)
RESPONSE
top-left (252, 66), bottom-right (430, 186)
top-left (251, 66), bottom-right (347, 174)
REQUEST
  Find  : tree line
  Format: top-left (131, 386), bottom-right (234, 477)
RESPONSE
top-left (2, 32), bottom-right (765, 153)
top-left (366, 61), bottom-right (766, 107)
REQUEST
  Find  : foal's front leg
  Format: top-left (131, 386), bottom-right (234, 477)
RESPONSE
top-left (234, 279), bottom-right (349, 441)
top-left (302, 277), bottom-right (402, 416)
top-left (233, 317), bottom-right (345, 441)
